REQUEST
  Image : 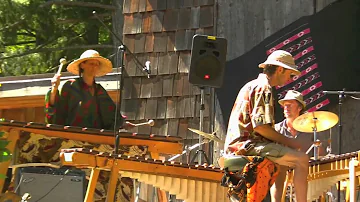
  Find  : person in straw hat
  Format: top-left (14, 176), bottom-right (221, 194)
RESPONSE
top-left (44, 50), bottom-right (139, 201)
top-left (45, 49), bottom-right (135, 129)
top-left (224, 50), bottom-right (309, 202)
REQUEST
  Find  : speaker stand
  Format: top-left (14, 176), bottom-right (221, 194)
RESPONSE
top-left (191, 87), bottom-right (207, 164)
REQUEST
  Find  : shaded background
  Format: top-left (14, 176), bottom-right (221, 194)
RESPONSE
top-left (216, 0), bottom-right (360, 126)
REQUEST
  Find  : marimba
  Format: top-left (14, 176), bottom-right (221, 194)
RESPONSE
top-left (60, 148), bottom-right (228, 202)
top-left (0, 119), bottom-right (183, 155)
top-left (308, 151), bottom-right (360, 201)
top-left (0, 119), bottom-right (183, 194)
top-left (60, 149), bottom-right (360, 202)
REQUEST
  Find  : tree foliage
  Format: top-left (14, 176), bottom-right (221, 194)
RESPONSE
top-left (0, 0), bottom-right (116, 76)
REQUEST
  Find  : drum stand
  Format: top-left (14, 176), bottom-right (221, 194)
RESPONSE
top-left (305, 118), bottom-right (322, 160)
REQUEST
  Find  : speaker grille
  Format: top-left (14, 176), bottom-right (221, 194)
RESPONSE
top-left (16, 167), bottom-right (85, 202)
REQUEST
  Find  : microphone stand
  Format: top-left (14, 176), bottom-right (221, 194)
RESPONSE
top-left (114, 45), bottom-right (125, 154)
top-left (93, 11), bottom-right (151, 155)
top-left (323, 90), bottom-right (360, 202)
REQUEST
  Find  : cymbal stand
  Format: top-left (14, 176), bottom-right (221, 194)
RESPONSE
top-left (305, 139), bottom-right (322, 157)
top-left (326, 128), bottom-right (332, 155)
top-left (305, 116), bottom-right (321, 160)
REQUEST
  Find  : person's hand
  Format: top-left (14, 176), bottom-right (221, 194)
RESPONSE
top-left (51, 73), bottom-right (61, 90)
top-left (49, 73), bottom-right (61, 106)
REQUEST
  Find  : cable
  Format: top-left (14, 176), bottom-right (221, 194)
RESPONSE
top-left (33, 169), bottom-right (69, 202)
top-left (350, 95), bottom-right (360, 100)
top-left (14, 175), bottom-right (23, 193)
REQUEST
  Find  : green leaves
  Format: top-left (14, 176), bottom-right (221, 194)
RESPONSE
top-left (0, 131), bottom-right (5, 138)
top-left (0, 140), bottom-right (9, 148)
top-left (0, 174), bottom-right (7, 179)
top-left (0, 0), bottom-right (114, 77)
top-left (0, 131), bottom-right (11, 162)
top-left (0, 149), bottom-right (11, 162)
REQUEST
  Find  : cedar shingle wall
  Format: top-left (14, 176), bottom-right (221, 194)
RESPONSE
top-left (121, 0), bottom-right (215, 145)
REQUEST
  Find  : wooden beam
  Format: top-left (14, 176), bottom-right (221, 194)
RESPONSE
top-left (0, 91), bottom-right (120, 109)
top-left (40, 1), bottom-right (116, 10)
top-left (0, 126), bottom-right (182, 155)
top-left (61, 152), bottom-right (223, 182)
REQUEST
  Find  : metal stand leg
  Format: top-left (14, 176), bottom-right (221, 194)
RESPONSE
top-left (190, 149), bottom-right (210, 164)
top-left (198, 87), bottom-right (205, 164)
top-left (313, 127), bottom-right (319, 160)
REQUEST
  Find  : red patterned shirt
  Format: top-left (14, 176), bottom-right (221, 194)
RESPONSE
top-left (45, 78), bottom-right (125, 130)
top-left (224, 73), bottom-right (275, 152)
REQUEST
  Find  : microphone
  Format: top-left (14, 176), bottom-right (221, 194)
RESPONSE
top-left (144, 61), bottom-right (151, 78)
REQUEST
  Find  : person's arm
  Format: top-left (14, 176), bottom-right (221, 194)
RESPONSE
top-left (250, 86), bottom-right (301, 150)
top-left (45, 88), bottom-right (58, 124)
top-left (254, 124), bottom-right (301, 149)
top-left (44, 80), bottom-right (69, 125)
top-left (49, 74), bottom-right (61, 106)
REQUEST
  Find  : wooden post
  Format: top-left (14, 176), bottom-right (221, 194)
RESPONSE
top-left (349, 158), bottom-right (359, 202)
top-left (84, 168), bottom-right (100, 202)
top-left (282, 170), bottom-right (293, 202)
top-left (0, 129), bottom-right (20, 193)
top-left (106, 159), bottom-right (120, 202)
top-left (157, 188), bottom-right (168, 202)
top-left (320, 192), bottom-right (326, 202)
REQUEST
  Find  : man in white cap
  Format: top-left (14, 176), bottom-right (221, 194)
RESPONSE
top-left (271, 90), bottom-right (309, 201)
top-left (271, 90), bottom-right (324, 201)
top-left (224, 50), bottom-right (309, 202)
top-left (276, 90), bottom-right (309, 148)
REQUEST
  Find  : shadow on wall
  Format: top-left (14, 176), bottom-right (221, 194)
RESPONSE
top-left (216, 0), bottom-right (360, 128)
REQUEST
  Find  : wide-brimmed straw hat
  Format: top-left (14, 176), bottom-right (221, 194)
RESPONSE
top-left (278, 90), bottom-right (306, 108)
top-left (67, 50), bottom-right (112, 77)
top-left (259, 50), bottom-right (301, 75)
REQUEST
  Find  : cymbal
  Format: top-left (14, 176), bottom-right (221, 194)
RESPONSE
top-left (188, 128), bottom-right (225, 144)
top-left (293, 111), bottom-right (339, 133)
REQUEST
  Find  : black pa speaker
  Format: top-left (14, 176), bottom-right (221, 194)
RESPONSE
top-left (188, 34), bottom-right (227, 88)
top-left (15, 167), bottom-right (86, 202)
